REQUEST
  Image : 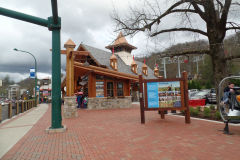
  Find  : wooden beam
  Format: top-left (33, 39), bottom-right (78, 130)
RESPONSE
top-left (71, 51), bottom-right (90, 56)
top-left (50, 49), bottom-right (67, 54)
top-left (74, 62), bottom-right (139, 81)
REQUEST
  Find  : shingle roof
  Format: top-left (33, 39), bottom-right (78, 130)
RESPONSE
top-left (82, 44), bottom-right (157, 79)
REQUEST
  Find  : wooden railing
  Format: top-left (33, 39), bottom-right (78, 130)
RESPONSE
top-left (0, 100), bottom-right (37, 123)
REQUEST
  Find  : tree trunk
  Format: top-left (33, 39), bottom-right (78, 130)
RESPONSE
top-left (210, 43), bottom-right (228, 109)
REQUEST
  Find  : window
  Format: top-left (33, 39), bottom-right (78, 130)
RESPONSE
top-left (120, 47), bottom-right (123, 51)
top-left (96, 82), bottom-right (104, 97)
top-left (96, 75), bottom-right (104, 80)
top-left (117, 82), bottom-right (124, 96)
top-left (107, 82), bottom-right (114, 97)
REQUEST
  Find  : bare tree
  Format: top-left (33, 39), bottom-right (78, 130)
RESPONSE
top-left (111, 0), bottom-right (240, 105)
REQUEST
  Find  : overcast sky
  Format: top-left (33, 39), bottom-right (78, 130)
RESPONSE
top-left (0, 0), bottom-right (239, 83)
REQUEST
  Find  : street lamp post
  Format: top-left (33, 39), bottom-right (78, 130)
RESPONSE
top-left (14, 48), bottom-right (37, 107)
top-left (38, 81), bottom-right (40, 104)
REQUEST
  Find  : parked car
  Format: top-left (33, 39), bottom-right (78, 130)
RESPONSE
top-left (208, 88), bottom-right (216, 103)
top-left (189, 91), bottom-right (198, 98)
top-left (189, 90), bottom-right (210, 105)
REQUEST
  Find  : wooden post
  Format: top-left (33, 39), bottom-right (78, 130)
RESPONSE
top-left (182, 71), bottom-right (190, 124)
top-left (0, 104), bottom-right (2, 123)
top-left (139, 74), bottom-right (145, 124)
top-left (64, 40), bottom-right (76, 97)
top-left (25, 101), bottom-right (27, 111)
top-left (21, 101), bottom-right (24, 113)
top-left (16, 102), bottom-right (19, 115)
top-left (9, 102), bottom-right (12, 118)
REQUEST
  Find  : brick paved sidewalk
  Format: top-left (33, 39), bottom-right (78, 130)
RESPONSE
top-left (2, 104), bottom-right (240, 160)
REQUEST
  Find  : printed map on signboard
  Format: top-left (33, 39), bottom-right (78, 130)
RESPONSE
top-left (147, 81), bottom-right (181, 108)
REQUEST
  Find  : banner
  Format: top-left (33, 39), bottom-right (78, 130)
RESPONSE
top-left (30, 68), bottom-right (35, 79)
top-left (43, 90), bottom-right (48, 96)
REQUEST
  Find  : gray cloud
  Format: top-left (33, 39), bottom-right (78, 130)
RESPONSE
top-left (0, 0), bottom-right (240, 82)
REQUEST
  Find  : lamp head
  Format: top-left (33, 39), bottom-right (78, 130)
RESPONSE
top-left (14, 48), bottom-right (18, 51)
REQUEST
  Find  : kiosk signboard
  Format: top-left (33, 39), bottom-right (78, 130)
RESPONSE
top-left (147, 81), bottom-right (181, 108)
top-left (139, 71), bottom-right (190, 124)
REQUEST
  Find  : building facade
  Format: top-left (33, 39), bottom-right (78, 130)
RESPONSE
top-left (5, 84), bottom-right (20, 99)
top-left (61, 32), bottom-right (160, 110)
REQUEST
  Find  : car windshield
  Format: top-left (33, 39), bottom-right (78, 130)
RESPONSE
top-left (211, 89), bottom-right (216, 93)
top-left (194, 91), bottom-right (208, 96)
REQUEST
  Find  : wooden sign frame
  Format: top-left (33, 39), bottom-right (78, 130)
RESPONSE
top-left (139, 71), bottom-right (190, 124)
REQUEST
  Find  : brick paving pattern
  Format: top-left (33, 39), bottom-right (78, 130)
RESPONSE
top-left (2, 104), bottom-right (240, 160)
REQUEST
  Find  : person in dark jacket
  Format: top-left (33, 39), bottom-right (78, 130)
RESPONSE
top-left (223, 82), bottom-right (235, 93)
top-left (77, 94), bottom-right (82, 109)
top-left (221, 82), bottom-right (236, 105)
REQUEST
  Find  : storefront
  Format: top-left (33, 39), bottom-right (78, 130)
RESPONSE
top-left (61, 32), bottom-right (159, 111)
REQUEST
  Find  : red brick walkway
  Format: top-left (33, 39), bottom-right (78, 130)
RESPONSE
top-left (2, 104), bottom-right (240, 160)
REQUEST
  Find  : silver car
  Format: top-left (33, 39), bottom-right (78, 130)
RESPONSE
top-left (208, 88), bottom-right (216, 103)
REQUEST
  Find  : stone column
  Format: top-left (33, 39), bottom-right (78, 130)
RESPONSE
top-left (63, 96), bottom-right (77, 118)
top-left (64, 39), bottom-right (77, 118)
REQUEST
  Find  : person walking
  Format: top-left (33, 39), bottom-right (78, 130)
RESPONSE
top-left (77, 94), bottom-right (82, 109)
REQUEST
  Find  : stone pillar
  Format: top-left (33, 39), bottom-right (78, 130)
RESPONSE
top-left (63, 96), bottom-right (77, 118)
top-left (132, 83), bottom-right (139, 102)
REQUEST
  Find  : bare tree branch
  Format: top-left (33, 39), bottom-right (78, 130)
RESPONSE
top-left (150, 28), bottom-right (208, 37)
top-left (219, 0), bottom-right (232, 27)
top-left (222, 54), bottom-right (240, 61)
top-left (191, 1), bottom-right (207, 21)
top-left (226, 27), bottom-right (240, 30)
top-left (216, 0), bottom-right (224, 10)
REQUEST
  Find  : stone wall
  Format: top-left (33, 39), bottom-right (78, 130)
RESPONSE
top-left (87, 96), bottom-right (132, 109)
top-left (132, 91), bottom-right (139, 102)
top-left (63, 96), bottom-right (77, 118)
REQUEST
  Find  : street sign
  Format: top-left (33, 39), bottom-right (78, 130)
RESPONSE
top-left (30, 68), bottom-right (35, 79)
top-left (37, 86), bottom-right (39, 91)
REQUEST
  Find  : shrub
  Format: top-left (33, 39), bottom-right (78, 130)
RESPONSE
top-left (196, 106), bottom-right (201, 112)
top-left (210, 105), bottom-right (215, 110)
top-left (214, 111), bottom-right (221, 119)
top-left (204, 107), bottom-right (211, 117)
top-left (189, 107), bottom-right (195, 116)
top-left (180, 110), bottom-right (185, 114)
top-left (189, 107), bottom-right (199, 116)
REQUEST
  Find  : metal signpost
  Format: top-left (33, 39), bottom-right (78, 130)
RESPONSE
top-left (0, 0), bottom-right (63, 129)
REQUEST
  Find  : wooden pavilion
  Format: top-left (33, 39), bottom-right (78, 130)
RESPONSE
top-left (61, 32), bottom-right (159, 111)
